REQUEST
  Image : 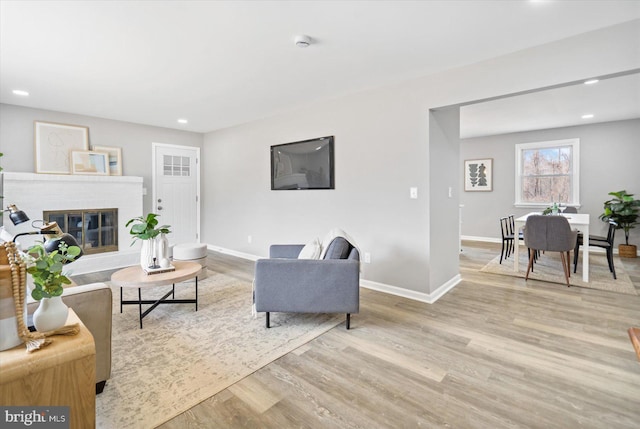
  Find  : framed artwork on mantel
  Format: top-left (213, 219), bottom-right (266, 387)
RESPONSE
top-left (34, 121), bottom-right (89, 174)
top-left (464, 158), bottom-right (493, 192)
top-left (70, 150), bottom-right (110, 175)
top-left (93, 145), bottom-right (123, 176)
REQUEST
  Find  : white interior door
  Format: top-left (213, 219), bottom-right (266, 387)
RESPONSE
top-left (152, 143), bottom-right (200, 246)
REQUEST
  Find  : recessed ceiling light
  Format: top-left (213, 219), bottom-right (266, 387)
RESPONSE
top-left (584, 79), bottom-right (599, 85)
top-left (12, 89), bottom-right (29, 96)
top-left (177, 119), bottom-right (188, 124)
top-left (582, 114), bottom-right (594, 119)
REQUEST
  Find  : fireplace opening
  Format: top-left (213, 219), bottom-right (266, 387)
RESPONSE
top-left (44, 209), bottom-right (118, 255)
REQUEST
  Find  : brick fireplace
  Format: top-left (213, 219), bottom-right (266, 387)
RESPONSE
top-left (2, 172), bottom-right (143, 274)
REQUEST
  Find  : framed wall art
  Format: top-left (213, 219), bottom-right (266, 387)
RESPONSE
top-left (464, 158), bottom-right (493, 192)
top-left (93, 145), bottom-right (123, 176)
top-left (34, 121), bottom-right (90, 174)
top-left (70, 150), bottom-right (110, 175)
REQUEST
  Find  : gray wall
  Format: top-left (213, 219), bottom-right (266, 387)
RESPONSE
top-left (0, 104), bottom-right (204, 215)
top-left (460, 118), bottom-right (640, 246)
top-left (202, 21), bottom-right (639, 296)
top-left (429, 107), bottom-right (461, 290)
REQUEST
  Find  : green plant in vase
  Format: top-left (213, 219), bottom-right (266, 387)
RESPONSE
top-left (24, 241), bottom-right (81, 332)
top-left (599, 190), bottom-right (640, 258)
top-left (26, 242), bottom-right (82, 300)
top-left (126, 213), bottom-right (171, 268)
top-left (125, 213), bottom-right (171, 243)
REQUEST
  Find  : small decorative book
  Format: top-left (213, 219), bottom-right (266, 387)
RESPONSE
top-left (143, 265), bottom-right (176, 275)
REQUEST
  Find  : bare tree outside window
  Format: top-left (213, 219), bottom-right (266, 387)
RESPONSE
top-left (515, 139), bottom-right (580, 206)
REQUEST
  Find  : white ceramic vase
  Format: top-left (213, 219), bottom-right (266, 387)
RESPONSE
top-left (140, 239), bottom-right (156, 269)
top-left (33, 296), bottom-right (69, 332)
top-left (156, 233), bottom-right (169, 262)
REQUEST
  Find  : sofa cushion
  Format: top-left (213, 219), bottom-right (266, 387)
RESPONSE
top-left (298, 238), bottom-right (322, 259)
top-left (324, 237), bottom-right (351, 259)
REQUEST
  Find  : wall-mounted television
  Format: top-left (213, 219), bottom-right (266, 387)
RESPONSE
top-left (271, 136), bottom-right (334, 190)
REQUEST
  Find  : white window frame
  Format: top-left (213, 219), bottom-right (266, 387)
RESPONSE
top-left (514, 138), bottom-right (580, 208)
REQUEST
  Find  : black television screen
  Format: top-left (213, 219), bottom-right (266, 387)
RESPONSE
top-left (271, 136), bottom-right (334, 190)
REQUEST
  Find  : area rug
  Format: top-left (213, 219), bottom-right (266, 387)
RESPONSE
top-left (480, 252), bottom-right (637, 295)
top-left (96, 271), bottom-right (342, 429)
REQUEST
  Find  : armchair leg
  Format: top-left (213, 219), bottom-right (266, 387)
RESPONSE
top-left (346, 313), bottom-right (351, 330)
top-left (265, 312), bottom-right (270, 328)
top-left (96, 380), bottom-right (107, 395)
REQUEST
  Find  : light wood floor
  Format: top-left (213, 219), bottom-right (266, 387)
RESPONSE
top-left (74, 241), bottom-right (640, 428)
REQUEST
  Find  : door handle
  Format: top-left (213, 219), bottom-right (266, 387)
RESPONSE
top-left (157, 206), bottom-right (163, 211)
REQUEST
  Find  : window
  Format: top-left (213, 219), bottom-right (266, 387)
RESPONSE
top-left (515, 138), bottom-right (579, 207)
top-left (163, 155), bottom-right (190, 177)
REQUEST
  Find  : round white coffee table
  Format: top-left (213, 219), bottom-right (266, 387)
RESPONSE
top-left (111, 261), bottom-right (202, 328)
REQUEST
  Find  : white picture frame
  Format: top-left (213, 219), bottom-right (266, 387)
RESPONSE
top-left (34, 121), bottom-right (90, 174)
top-left (92, 145), bottom-right (123, 176)
top-left (464, 158), bottom-right (493, 192)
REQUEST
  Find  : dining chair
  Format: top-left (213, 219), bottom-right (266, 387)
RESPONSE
top-left (574, 220), bottom-right (617, 279)
top-left (499, 217), bottom-right (514, 264)
top-left (524, 215), bottom-right (578, 286)
top-left (563, 206), bottom-right (578, 214)
top-left (501, 215), bottom-right (534, 265)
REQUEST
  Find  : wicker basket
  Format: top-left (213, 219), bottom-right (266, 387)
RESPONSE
top-left (619, 244), bottom-right (638, 258)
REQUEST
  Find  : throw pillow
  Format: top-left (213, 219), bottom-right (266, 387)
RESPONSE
top-left (323, 237), bottom-right (351, 259)
top-left (298, 238), bottom-right (322, 259)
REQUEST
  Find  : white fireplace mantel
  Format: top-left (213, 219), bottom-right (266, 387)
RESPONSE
top-left (2, 172), bottom-right (144, 274)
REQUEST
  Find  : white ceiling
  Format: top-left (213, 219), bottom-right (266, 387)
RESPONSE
top-left (1, 1), bottom-right (640, 133)
top-left (460, 71), bottom-right (640, 139)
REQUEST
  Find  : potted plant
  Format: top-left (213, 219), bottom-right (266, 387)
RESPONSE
top-left (26, 242), bottom-right (82, 331)
top-left (599, 190), bottom-right (640, 258)
top-left (125, 213), bottom-right (171, 268)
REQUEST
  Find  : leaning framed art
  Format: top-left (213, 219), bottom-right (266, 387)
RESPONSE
top-left (34, 121), bottom-right (90, 174)
top-left (70, 150), bottom-right (110, 175)
top-left (464, 158), bottom-right (493, 191)
top-left (93, 145), bottom-right (123, 176)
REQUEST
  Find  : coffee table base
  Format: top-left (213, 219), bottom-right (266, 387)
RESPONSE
top-left (120, 278), bottom-right (198, 329)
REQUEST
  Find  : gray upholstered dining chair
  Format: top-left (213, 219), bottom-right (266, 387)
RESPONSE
top-left (523, 215), bottom-right (578, 286)
top-left (562, 206), bottom-right (578, 214)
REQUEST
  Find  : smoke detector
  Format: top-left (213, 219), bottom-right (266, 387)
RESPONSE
top-left (294, 35), bottom-right (311, 48)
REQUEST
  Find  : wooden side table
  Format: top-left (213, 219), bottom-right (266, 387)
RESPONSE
top-left (0, 309), bottom-right (96, 429)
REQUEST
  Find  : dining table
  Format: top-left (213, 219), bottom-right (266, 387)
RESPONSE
top-left (513, 212), bottom-right (591, 282)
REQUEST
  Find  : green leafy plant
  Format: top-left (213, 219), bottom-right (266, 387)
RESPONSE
top-left (599, 190), bottom-right (640, 245)
top-left (125, 213), bottom-right (171, 244)
top-left (26, 242), bottom-right (82, 300)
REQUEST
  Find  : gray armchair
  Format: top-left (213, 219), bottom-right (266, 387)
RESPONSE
top-left (254, 239), bottom-right (360, 329)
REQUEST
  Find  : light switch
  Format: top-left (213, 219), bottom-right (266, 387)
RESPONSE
top-left (410, 187), bottom-right (418, 199)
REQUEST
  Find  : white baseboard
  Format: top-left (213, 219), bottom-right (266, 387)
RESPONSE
top-left (461, 235), bottom-right (502, 243)
top-left (206, 244), bottom-right (460, 304)
top-left (206, 244), bottom-right (262, 261)
top-left (360, 274), bottom-right (461, 304)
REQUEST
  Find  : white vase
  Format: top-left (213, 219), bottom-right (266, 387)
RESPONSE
top-left (140, 239), bottom-right (156, 269)
top-left (33, 296), bottom-right (69, 332)
top-left (156, 233), bottom-right (169, 262)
